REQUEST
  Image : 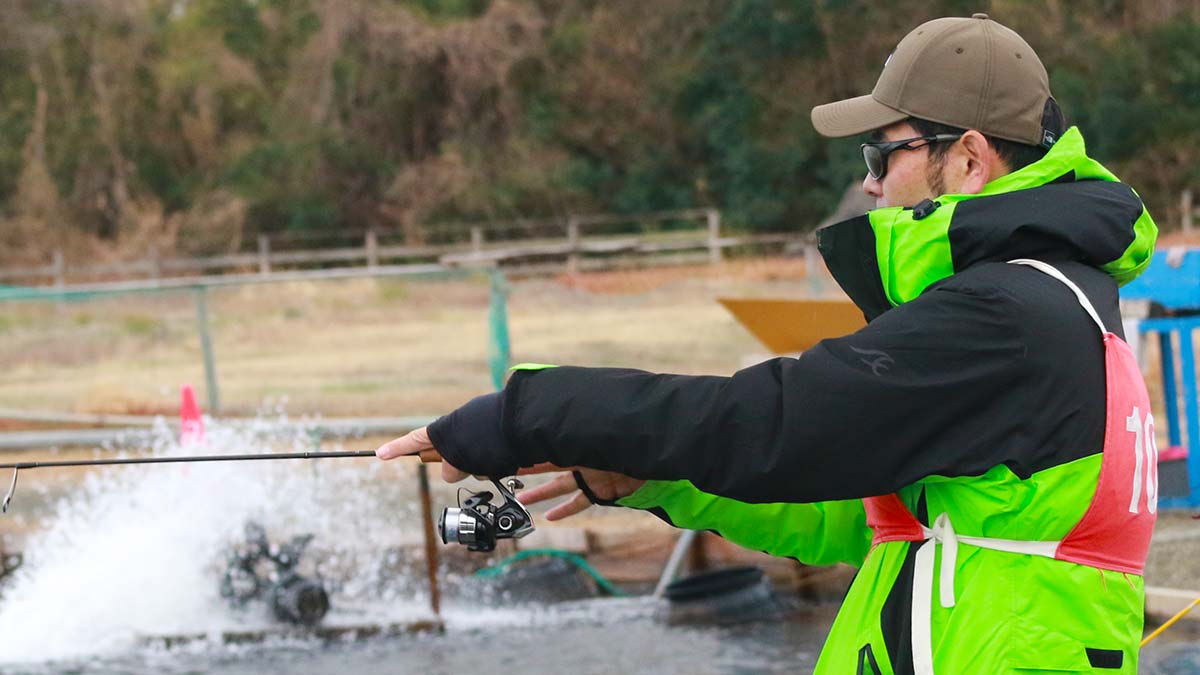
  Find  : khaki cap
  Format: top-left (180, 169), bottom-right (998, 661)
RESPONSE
top-left (811, 13), bottom-right (1055, 146)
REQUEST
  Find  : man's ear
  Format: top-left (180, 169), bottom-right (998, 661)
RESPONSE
top-left (951, 130), bottom-right (1002, 195)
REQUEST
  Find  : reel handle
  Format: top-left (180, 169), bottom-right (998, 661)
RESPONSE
top-left (418, 449), bottom-right (442, 463)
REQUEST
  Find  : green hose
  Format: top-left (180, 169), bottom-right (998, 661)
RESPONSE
top-left (474, 548), bottom-right (626, 597)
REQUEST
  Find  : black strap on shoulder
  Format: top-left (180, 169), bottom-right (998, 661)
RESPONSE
top-left (573, 470), bottom-right (618, 506)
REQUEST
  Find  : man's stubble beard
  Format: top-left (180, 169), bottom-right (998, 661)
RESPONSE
top-left (924, 152), bottom-right (948, 199)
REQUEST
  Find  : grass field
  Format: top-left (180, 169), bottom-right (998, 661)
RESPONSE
top-left (0, 258), bottom-right (829, 421)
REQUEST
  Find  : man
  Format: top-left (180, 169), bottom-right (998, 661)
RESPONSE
top-left (379, 14), bottom-right (1159, 674)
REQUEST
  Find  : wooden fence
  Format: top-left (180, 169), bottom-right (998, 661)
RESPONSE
top-left (1182, 189), bottom-right (1199, 235)
top-left (0, 208), bottom-right (809, 286)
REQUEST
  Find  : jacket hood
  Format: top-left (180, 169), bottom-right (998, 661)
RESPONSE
top-left (817, 126), bottom-right (1158, 321)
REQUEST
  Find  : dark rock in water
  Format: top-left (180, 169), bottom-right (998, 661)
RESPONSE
top-left (659, 566), bottom-right (791, 625)
top-left (469, 557), bottom-right (603, 605)
top-left (0, 552), bottom-right (20, 583)
top-left (269, 571), bottom-right (330, 626)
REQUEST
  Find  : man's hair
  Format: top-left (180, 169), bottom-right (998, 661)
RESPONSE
top-left (907, 117), bottom-right (1053, 173)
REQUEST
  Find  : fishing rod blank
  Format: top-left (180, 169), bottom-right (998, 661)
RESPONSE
top-left (1, 449), bottom-right (442, 513)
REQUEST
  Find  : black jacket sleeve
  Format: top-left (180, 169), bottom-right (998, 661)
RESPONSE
top-left (492, 262), bottom-right (1112, 504)
top-left (426, 392), bottom-right (518, 478)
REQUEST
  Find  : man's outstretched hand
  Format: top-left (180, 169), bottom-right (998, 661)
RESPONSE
top-left (376, 428), bottom-right (644, 521)
top-left (377, 392), bottom-right (520, 479)
top-left (376, 426), bottom-right (471, 483)
top-left (516, 464), bottom-right (645, 521)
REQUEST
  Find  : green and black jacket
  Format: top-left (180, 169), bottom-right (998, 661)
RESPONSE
top-left (428, 127), bottom-right (1158, 673)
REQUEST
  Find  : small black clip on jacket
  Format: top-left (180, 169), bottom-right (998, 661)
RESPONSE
top-left (912, 199), bottom-right (941, 220)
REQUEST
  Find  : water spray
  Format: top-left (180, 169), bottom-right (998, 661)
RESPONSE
top-left (0, 386), bottom-right (476, 657)
top-left (1, 385), bottom-right (533, 559)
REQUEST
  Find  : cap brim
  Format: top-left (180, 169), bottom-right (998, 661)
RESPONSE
top-left (811, 94), bottom-right (909, 138)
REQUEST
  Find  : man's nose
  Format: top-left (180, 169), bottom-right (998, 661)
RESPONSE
top-left (862, 174), bottom-right (883, 199)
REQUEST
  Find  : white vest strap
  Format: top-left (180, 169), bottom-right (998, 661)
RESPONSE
top-left (911, 512), bottom-right (1061, 675)
top-left (1008, 258), bottom-right (1108, 335)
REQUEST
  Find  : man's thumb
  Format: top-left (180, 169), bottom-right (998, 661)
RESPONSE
top-left (375, 427), bottom-right (431, 460)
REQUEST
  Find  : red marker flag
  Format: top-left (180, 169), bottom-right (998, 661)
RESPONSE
top-left (179, 385), bottom-right (206, 447)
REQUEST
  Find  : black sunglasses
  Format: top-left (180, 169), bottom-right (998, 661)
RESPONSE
top-left (861, 133), bottom-right (963, 181)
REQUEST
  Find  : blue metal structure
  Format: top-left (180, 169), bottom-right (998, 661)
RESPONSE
top-left (1123, 248), bottom-right (1200, 507)
top-left (1122, 249), bottom-right (1200, 311)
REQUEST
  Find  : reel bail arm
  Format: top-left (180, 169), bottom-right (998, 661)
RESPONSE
top-left (2, 467), bottom-right (17, 513)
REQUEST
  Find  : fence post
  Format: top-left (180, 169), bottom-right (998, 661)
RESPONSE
top-left (193, 287), bottom-right (221, 414)
top-left (51, 250), bottom-right (65, 310)
top-left (365, 229), bottom-right (379, 268)
top-left (52, 250), bottom-right (65, 289)
top-left (805, 244), bottom-right (825, 296)
top-left (707, 209), bottom-right (723, 265)
top-left (470, 226), bottom-right (484, 258)
top-left (149, 247), bottom-right (162, 280)
top-left (567, 216), bottom-right (581, 274)
top-left (1183, 189), bottom-right (1194, 235)
top-left (257, 235), bottom-right (271, 275)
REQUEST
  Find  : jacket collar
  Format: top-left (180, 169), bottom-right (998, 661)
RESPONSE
top-left (817, 127), bottom-right (1158, 321)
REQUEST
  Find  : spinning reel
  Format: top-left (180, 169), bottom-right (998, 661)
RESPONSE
top-left (438, 478), bottom-right (534, 552)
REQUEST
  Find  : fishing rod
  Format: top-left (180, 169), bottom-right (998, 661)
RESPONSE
top-left (0, 444), bottom-right (527, 555)
top-left (0, 449), bottom-right (443, 513)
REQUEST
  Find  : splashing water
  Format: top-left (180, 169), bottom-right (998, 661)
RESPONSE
top-left (0, 414), bottom-right (844, 675)
top-left (0, 415), bottom-right (428, 664)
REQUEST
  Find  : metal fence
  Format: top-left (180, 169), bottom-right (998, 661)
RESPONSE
top-left (0, 267), bottom-right (506, 425)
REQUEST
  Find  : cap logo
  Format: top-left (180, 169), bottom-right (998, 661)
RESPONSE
top-left (1040, 98), bottom-right (1065, 149)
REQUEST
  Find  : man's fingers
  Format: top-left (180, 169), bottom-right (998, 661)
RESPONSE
top-left (375, 427), bottom-right (433, 460)
top-left (545, 491), bottom-right (592, 521)
top-left (518, 473), bottom-right (578, 505)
